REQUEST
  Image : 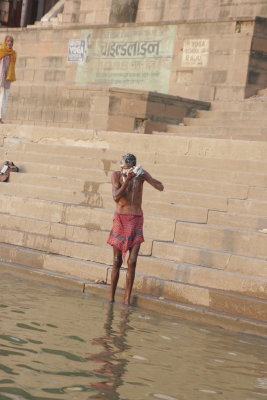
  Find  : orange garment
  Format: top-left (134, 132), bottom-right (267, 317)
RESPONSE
top-left (0, 44), bottom-right (16, 82)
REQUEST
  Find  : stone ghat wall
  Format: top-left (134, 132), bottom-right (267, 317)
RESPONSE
top-left (6, 86), bottom-right (210, 132)
top-left (136, 0), bottom-right (267, 24)
top-left (62, 0), bottom-right (267, 25)
top-left (2, 17), bottom-right (266, 103)
top-left (0, 126), bottom-right (267, 331)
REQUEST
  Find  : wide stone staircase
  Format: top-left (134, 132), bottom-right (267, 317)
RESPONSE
top-left (0, 124), bottom-right (267, 333)
top-left (167, 96), bottom-right (267, 141)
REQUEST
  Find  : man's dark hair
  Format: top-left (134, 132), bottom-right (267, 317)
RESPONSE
top-left (122, 153), bottom-right (136, 167)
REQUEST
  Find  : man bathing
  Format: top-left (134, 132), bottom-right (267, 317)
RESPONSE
top-left (107, 153), bottom-right (164, 305)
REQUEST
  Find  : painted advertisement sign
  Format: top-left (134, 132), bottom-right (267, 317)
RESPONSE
top-left (182, 39), bottom-right (209, 67)
top-left (68, 40), bottom-right (86, 62)
top-left (75, 25), bottom-right (177, 93)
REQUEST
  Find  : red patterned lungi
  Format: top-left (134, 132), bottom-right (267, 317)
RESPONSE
top-left (107, 212), bottom-right (144, 255)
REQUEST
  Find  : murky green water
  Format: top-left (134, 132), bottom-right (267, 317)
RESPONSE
top-left (0, 273), bottom-right (267, 400)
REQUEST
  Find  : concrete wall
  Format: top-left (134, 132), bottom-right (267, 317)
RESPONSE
top-left (61, 0), bottom-right (267, 27)
top-left (107, 88), bottom-right (210, 133)
top-left (136, 0), bottom-right (267, 23)
top-left (6, 84), bottom-right (210, 131)
top-left (62, 0), bottom-right (139, 25)
top-left (170, 19), bottom-right (258, 101)
top-left (5, 18), bottom-right (266, 103)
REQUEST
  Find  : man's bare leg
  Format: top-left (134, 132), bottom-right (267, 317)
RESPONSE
top-left (123, 243), bottom-right (140, 305)
top-left (110, 248), bottom-right (123, 303)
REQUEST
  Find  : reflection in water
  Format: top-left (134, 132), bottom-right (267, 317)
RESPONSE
top-left (0, 273), bottom-right (267, 400)
top-left (86, 304), bottom-right (131, 399)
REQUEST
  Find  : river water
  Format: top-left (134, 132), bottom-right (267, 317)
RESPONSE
top-left (0, 273), bottom-right (266, 400)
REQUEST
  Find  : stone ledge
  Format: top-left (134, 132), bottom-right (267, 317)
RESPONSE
top-left (1, 262), bottom-right (267, 338)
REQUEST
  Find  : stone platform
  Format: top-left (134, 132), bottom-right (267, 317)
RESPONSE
top-left (0, 124), bottom-right (266, 336)
top-left (166, 95), bottom-right (267, 140)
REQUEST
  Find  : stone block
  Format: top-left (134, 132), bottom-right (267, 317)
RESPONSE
top-left (43, 254), bottom-right (108, 281)
top-left (85, 11), bottom-right (97, 24)
top-left (228, 199), bottom-right (267, 217)
top-left (208, 290), bottom-right (267, 322)
top-left (208, 210), bottom-right (267, 231)
top-left (154, 239), bottom-right (229, 268)
top-left (211, 70), bottom-right (228, 84)
top-left (89, 114), bottom-right (109, 130)
top-left (119, 98), bottom-right (147, 117)
top-left (174, 221), bottom-right (267, 259)
top-left (146, 101), bottom-right (166, 118)
top-left (143, 202), bottom-right (208, 223)
top-left (0, 242), bottom-right (45, 269)
top-left (54, 110), bottom-right (69, 123)
top-left (228, 255), bottom-right (267, 279)
top-left (187, 137), bottom-right (267, 162)
top-left (0, 194), bottom-right (64, 223)
top-left (41, 57), bottom-right (63, 68)
top-left (28, 108), bottom-right (42, 121)
top-left (44, 70), bottom-right (66, 82)
top-left (143, 120), bottom-right (167, 134)
top-left (248, 187), bottom-right (267, 202)
top-left (41, 109), bottom-right (55, 122)
top-left (107, 115), bottom-right (134, 132)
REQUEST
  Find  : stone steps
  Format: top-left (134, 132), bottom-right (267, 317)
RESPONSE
top-left (166, 125), bottom-right (267, 138)
top-left (1, 205), bottom-right (265, 278)
top-left (152, 241), bottom-right (267, 279)
top-left (4, 139), bottom-right (267, 174)
top-left (0, 229), bottom-right (266, 301)
top-left (184, 118), bottom-right (267, 128)
top-left (0, 181), bottom-right (209, 223)
top-left (1, 209), bottom-right (266, 297)
top-left (174, 221), bottom-right (267, 259)
top-left (211, 101), bottom-right (267, 112)
top-left (0, 124), bottom-right (267, 327)
top-left (0, 211), bottom-right (151, 257)
top-left (0, 242), bottom-right (266, 322)
top-left (1, 208), bottom-right (266, 286)
top-left (3, 159), bottom-right (264, 202)
top-left (6, 172), bottom-right (231, 210)
top-left (2, 147), bottom-right (267, 187)
top-left (8, 168), bottom-right (238, 206)
top-left (207, 210), bottom-right (267, 231)
top-left (165, 98), bottom-right (267, 140)
top-left (197, 110), bottom-right (267, 120)
top-left (0, 193), bottom-right (175, 241)
top-left (2, 124), bottom-right (267, 161)
top-left (228, 198), bottom-right (267, 217)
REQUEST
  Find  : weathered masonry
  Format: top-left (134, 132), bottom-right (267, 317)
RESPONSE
top-left (10, 17), bottom-right (267, 101)
top-left (3, 17), bottom-right (267, 129)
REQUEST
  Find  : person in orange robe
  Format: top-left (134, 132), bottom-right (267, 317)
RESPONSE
top-left (0, 35), bottom-right (16, 123)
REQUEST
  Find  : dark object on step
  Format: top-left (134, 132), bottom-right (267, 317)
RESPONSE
top-left (0, 161), bottom-right (19, 182)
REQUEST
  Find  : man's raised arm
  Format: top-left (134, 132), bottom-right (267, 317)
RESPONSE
top-left (143, 170), bottom-right (164, 191)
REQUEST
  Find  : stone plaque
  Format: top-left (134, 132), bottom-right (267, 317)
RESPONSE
top-left (68, 40), bottom-right (86, 62)
top-left (75, 25), bottom-right (177, 93)
top-left (182, 39), bottom-right (209, 67)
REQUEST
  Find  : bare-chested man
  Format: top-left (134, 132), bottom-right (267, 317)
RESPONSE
top-left (107, 153), bottom-right (164, 305)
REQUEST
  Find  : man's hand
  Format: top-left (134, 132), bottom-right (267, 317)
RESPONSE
top-left (125, 169), bottom-right (136, 181)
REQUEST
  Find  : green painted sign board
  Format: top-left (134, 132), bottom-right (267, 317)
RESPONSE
top-left (75, 25), bottom-right (177, 93)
